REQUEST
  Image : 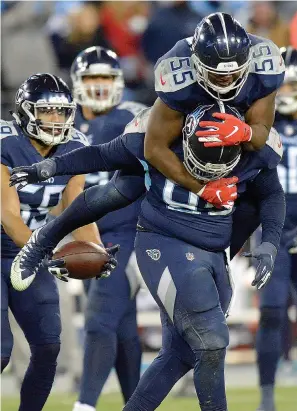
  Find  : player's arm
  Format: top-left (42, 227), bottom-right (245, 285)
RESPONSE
top-left (9, 137), bottom-right (141, 188)
top-left (62, 174), bottom-right (102, 245)
top-left (242, 168), bottom-right (285, 290)
top-left (243, 90), bottom-right (277, 151)
top-left (1, 164), bottom-right (32, 247)
top-left (144, 98), bottom-right (204, 194)
top-left (197, 91), bottom-right (277, 151)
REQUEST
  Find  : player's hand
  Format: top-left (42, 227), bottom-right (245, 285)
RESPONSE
top-left (197, 177), bottom-right (238, 209)
top-left (242, 242), bottom-right (277, 290)
top-left (97, 244), bottom-right (120, 279)
top-left (9, 159), bottom-right (57, 190)
top-left (283, 226), bottom-right (297, 254)
top-left (44, 258), bottom-right (69, 282)
top-left (196, 113), bottom-right (252, 147)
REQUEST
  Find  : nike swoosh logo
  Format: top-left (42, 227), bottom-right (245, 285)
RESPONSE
top-left (10, 254), bottom-right (36, 291)
top-left (216, 190), bottom-right (222, 203)
top-left (277, 141), bottom-right (282, 148)
top-left (160, 73), bottom-right (166, 86)
top-left (226, 126), bottom-right (239, 139)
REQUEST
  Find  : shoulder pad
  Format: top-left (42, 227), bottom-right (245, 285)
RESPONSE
top-left (155, 39), bottom-right (196, 93)
top-left (117, 101), bottom-right (147, 117)
top-left (123, 107), bottom-right (151, 136)
top-left (0, 120), bottom-right (20, 140)
top-left (250, 38), bottom-right (285, 76)
top-left (71, 128), bottom-right (90, 146)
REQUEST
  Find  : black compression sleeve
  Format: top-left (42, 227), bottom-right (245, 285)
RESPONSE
top-left (54, 136), bottom-right (140, 175)
top-left (250, 168), bottom-right (285, 250)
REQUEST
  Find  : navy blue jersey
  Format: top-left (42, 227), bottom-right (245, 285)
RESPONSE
top-left (1, 120), bottom-right (88, 257)
top-left (119, 109), bottom-right (283, 251)
top-left (155, 34), bottom-right (285, 114)
top-left (275, 117), bottom-right (297, 232)
top-left (75, 101), bottom-right (146, 235)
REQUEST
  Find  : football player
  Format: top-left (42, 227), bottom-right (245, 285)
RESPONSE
top-left (143, 12), bottom-right (285, 200)
top-left (10, 103), bottom-right (285, 411)
top-left (255, 47), bottom-right (297, 411)
top-left (0, 73), bottom-right (117, 411)
top-left (70, 46), bottom-right (146, 411)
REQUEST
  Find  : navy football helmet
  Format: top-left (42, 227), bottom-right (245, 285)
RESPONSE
top-left (70, 46), bottom-right (124, 112)
top-left (191, 13), bottom-right (252, 101)
top-left (276, 47), bottom-right (297, 115)
top-left (14, 73), bottom-right (76, 145)
top-left (183, 103), bottom-right (242, 181)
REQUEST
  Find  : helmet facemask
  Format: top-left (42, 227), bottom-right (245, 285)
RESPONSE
top-left (191, 50), bottom-right (252, 101)
top-left (22, 99), bottom-right (76, 145)
top-left (72, 65), bottom-right (124, 112)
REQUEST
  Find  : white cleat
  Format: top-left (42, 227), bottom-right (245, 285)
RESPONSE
top-left (10, 228), bottom-right (46, 291)
top-left (72, 402), bottom-right (96, 411)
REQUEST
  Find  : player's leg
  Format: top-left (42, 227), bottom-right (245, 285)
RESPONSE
top-left (256, 245), bottom-right (291, 411)
top-left (1, 259), bottom-right (14, 372)
top-left (116, 253), bottom-right (142, 403)
top-left (75, 235), bottom-right (141, 410)
top-left (123, 309), bottom-right (194, 411)
top-left (124, 231), bottom-right (231, 411)
top-left (9, 264), bottom-right (61, 411)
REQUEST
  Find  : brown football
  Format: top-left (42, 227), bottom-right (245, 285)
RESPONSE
top-left (52, 241), bottom-right (109, 280)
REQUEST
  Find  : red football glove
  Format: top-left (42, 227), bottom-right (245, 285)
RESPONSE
top-left (196, 113), bottom-right (252, 147)
top-left (198, 176), bottom-right (238, 209)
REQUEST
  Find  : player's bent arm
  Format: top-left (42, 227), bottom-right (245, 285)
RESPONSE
top-left (251, 167), bottom-right (285, 249)
top-left (1, 164), bottom-right (32, 247)
top-left (62, 174), bottom-right (102, 245)
top-left (244, 91), bottom-right (277, 151)
top-left (144, 98), bottom-right (205, 194)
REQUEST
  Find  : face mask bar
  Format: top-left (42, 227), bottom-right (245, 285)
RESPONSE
top-left (73, 76), bottom-right (124, 112)
top-left (22, 100), bottom-right (76, 145)
top-left (192, 51), bottom-right (252, 101)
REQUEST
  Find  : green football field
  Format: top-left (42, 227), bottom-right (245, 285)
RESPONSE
top-left (2, 387), bottom-right (297, 411)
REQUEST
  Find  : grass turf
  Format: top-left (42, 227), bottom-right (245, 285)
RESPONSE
top-left (2, 387), bottom-right (297, 410)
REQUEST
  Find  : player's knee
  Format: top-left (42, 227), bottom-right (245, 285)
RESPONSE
top-left (1, 357), bottom-right (10, 373)
top-left (30, 343), bottom-right (60, 364)
top-left (260, 307), bottom-right (285, 330)
top-left (182, 308), bottom-right (229, 351)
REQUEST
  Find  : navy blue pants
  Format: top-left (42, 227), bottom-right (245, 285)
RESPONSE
top-left (1, 257), bottom-right (61, 359)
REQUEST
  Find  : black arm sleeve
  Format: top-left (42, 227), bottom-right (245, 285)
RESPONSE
top-left (54, 136), bottom-right (141, 175)
top-left (250, 168), bottom-right (286, 250)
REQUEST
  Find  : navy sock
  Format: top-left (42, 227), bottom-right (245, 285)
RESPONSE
top-left (1, 357), bottom-right (10, 373)
top-left (123, 348), bottom-right (191, 411)
top-left (79, 330), bottom-right (117, 407)
top-left (256, 307), bottom-right (285, 386)
top-left (19, 344), bottom-right (60, 411)
top-left (194, 349), bottom-right (227, 411)
top-left (116, 336), bottom-right (142, 403)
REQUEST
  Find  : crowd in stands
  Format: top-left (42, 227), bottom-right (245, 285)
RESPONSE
top-left (1, 0), bottom-right (297, 118)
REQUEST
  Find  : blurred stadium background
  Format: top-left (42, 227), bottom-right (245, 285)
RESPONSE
top-left (1, 1), bottom-right (297, 409)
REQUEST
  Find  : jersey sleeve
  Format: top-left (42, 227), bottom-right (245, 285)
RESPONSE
top-left (258, 127), bottom-right (283, 169)
top-left (54, 136), bottom-right (140, 176)
top-left (154, 38), bottom-right (197, 112)
top-left (249, 38), bottom-right (285, 98)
